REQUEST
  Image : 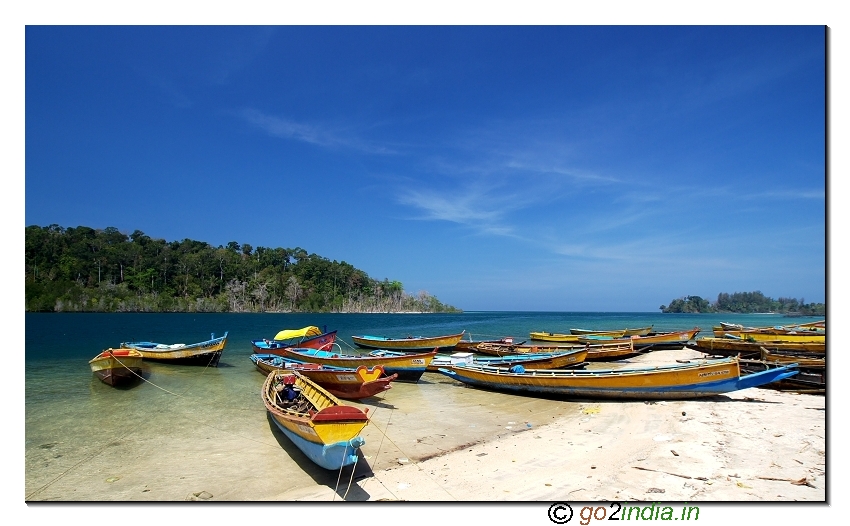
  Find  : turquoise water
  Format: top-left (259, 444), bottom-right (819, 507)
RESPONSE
top-left (24, 311), bottom-right (822, 501)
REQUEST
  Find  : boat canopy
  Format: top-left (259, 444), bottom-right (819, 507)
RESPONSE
top-left (274, 326), bottom-right (323, 341)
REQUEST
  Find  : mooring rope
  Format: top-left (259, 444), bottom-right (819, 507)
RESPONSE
top-left (27, 349), bottom-right (225, 500)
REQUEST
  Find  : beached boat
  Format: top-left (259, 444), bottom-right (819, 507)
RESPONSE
top-left (251, 326), bottom-right (337, 353)
top-left (437, 357), bottom-right (799, 400)
top-left (578, 328), bottom-right (701, 349)
top-left (712, 329), bottom-right (825, 343)
top-left (454, 336), bottom-right (525, 352)
top-left (689, 337), bottom-right (825, 355)
top-left (250, 354), bottom-right (397, 400)
top-left (475, 341), bottom-right (640, 362)
top-left (120, 332), bottom-right (228, 366)
top-left (475, 341), bottom-right (574, 356)
top-left (88, 348), bottom-right (144, 386)
top-left (717, 322), bottom-right (825, 334)
top-left (738, 359), bottom-right (824, 394)
top-left (570, 326), bottom-right (653, 336)
top-left (273, 347), bottom-right (437, 382)
top-left (529, 332), bottom-right (591, 343)
top-left (262, 370), bottom-right (369, 470)
top-left (351, 331), bottom-right (465, 351)
top-left (419, 348), bottom-right (588, 372)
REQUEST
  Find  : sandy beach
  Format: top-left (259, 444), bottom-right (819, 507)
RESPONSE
top-left (272, 348), bottom-right (826, 503)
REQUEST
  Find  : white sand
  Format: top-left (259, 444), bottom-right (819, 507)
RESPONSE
top-left (274, 349), bottom-right (826, 502)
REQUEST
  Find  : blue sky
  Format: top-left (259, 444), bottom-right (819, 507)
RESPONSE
top-left (23, 25), bottom-right (826, 312)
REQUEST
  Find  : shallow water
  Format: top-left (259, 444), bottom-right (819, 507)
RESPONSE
top-left (24, 311), bottom-right (820, 501)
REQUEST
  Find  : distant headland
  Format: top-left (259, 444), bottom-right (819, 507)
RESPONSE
top-left (25, 224), bottom-right (462, 314)
top-left (660, 291), bottom-right (824, 315)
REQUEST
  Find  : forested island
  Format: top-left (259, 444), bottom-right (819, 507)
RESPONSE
top-left (25, 224), bottom-right (462, 313)
top-left (660, 291), bottom-right (825, 316)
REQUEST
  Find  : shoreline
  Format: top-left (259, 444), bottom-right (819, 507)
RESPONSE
top-left (273, 349), bottom-right (826, 502)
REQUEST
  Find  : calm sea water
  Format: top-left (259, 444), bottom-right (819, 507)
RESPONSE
top-left (24, 311), bottom-right (821, 501)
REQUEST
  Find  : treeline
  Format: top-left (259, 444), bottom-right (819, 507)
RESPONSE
top-left (25, 224), bottom-right (461, 314)
top-left (659, 291), bottom-right (825, 315)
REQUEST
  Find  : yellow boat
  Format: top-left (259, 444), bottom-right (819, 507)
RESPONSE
top-left (120, 332), bottom-right (228, 366)
top-left (437, 357), bottom-right (799, 399)
top-left (262, 370), bottom-right (369, 470)
top-left (715, 331), bottom-right (825, 343)
top-left (578, 328), bottom-right (701, 348)
top-left (569, 326), bottom-right (652, 336)
top-left (529, 332), bottom-right (612, 343)
top-left (351, 331), bottom-right (465, 351)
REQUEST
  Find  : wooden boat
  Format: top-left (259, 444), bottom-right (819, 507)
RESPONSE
top-left (712, 330), bottom-right (825, 343)
top-left (759, 348), bottom-right (825, 367)
top-left (273, 347), bottom-right (437, 382)
top-left (578, 327), bottom-right (701, 349)
top-left (528, 332), bottom-right (590, 343)
top-left (454, 336), bottom-right (525, 352)
top-left (250, 354), bottom-right (397, 400)
top-left (475, 341), bottom-right (577, 356)
top-left (738, 359), bottom-right (824, 394)
top-left (476, 341), bottom-right (640, 362)
top-left (251, 326), bottom-right (337, 353)
top-left (418, 348), bottom-right (588, 372)
top-left (718, 322), bottom-right (825, 334)
top-left (689, 337), bottom-right (825, 355)
top-left (351, 331), bottom-right (465, 351)
top-left (88, 348), bottom-right (144, 386)
top-left (570, 326), bottom-right (652, 336)
top-left (437, 357), bottom-right (799, 399)
top-left (262, 370), bottom-right (369, 470)
top-left (584, 342), bottom-right (642, 362)
top-left (120, 332), bottom-right (228, 366)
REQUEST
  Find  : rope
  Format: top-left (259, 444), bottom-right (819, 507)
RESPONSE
top-left (363, 408), bottom-right (459, 501)
top-left (27, 349), bottom-right (226, 500)
top-left (110, 354), bottom-right (182, 396)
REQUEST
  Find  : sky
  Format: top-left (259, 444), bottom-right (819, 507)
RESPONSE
top-left (7, 3), bottom-right (843, 523)
top-left (21, 22), bottom-right (827, 313)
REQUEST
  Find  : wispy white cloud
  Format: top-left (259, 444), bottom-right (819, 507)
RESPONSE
top-left (238, 108), bottom-right (397, 154)
top-left (397, 184), bottom-right (522, 237)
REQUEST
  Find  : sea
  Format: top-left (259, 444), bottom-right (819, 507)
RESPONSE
top-left (24, 311), bottom-right (822, 502)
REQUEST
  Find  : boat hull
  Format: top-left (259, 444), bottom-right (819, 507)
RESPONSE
top-left (578, 328), bottom-right (701, 348)
top-left (689, 337), bottom-right (826, 355)
top-left (276, 347), bottom-right (436, 382)
top-left (251, 354), bottom-right (396, 400)
top-left (269, 418), bottom-right (364, 470)
top-left (122, 333), bottom-right (228, 367)
top-left (437, 358), bottom-right (798, 400)
top-left (425, 349), bottom-right (588, 372)
top-left (251, 330), bottom-right (337, 353)
top-left (351, 332), bottom-right (465, 351)
top-left (529, 332), bottom-right (587, 343)
top-left (262, 370), bottom-right (369, 470)
top-left (569, 326), bottom-right (652, 336)
top-left (89, 349), bottom-right (144, 386)
top-left (712, 331), bottom-right (825, 343)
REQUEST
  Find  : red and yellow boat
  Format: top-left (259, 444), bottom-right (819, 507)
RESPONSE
top-left (274, 347), bottom-right (437, 382)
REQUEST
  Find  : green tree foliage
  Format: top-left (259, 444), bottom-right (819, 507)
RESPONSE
top-left (25, 224), bottom-right (462, 314)
top-left (660, 291), bottom-right (825, 315)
